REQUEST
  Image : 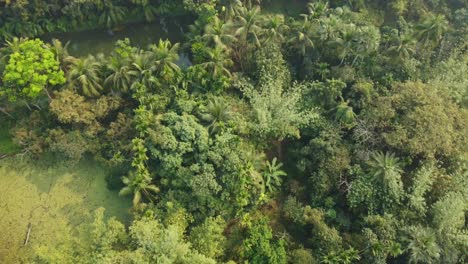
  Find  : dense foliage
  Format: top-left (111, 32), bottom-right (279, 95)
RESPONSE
top-left (1, 0), bottom-right (467, 263)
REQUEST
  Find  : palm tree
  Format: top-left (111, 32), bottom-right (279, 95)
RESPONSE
top-left (200, 97), bottom-right (233, 133)
top-left (220, 0), bottom-right (243, 19)
top-left (415, 14), bottom-right (449, 47)
top-left (234, 5), bottom-right (262, 48)
top-left (306, 0), bottom-right (329, 19)
top-left (314, 62), bottom-right (330, 80)
top-left (405, 226), bottom-right (441, 264)
top-left (50, 38), bottom-right (75, 71)
top-left (262, 157), bottom-right (287, 193)
top-left (99, 2), bottom-right (126, 29)
top-left (149, 39), bottom-right (180, 78)
top-left (203, 16), bottom-right (237, 51)
top-left (330, 24), bottom-right (357, 65)
top-left (129, 50), bottom-right (158, 89)
top-left (368, 151), bottom-right (402, 178)
top-left (104, 57), bottom-right (132, 93)
top-left (368, 151), bottom-right (403, 200)
top-left (387, 33), bottom-right (417, 61)
top-left (261, 14), bottom-right (288, 44)
top-left (67, 55), bottom-right (104, 97)
top-left (335, 101), bottom-right (357, 127)
top-left (0, 37), bottom-right (26, 71)
top-left (200, 48), bottom-right (233, 78)
top-left (119, 171), bottom-right (160, 207)
top-left (134, 1), bottom-right (158, 22)
top-left (288, 16), bottom-right (315, 56)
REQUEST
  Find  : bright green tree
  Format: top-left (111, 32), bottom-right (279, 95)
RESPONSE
top-left (1, 38), bottom-right (65, 102)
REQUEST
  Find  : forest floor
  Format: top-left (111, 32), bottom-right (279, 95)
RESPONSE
top-left (0, 157), bottom-right (131, 263)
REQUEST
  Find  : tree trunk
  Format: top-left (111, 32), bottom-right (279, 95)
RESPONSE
top-left (273, 139), bottom-right (283, 160)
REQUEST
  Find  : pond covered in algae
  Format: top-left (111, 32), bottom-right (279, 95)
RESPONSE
top-left (0, 158), bottom-right (131, 263)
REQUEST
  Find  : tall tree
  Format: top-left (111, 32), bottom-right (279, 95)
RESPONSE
top-left (234, 5), bottom-right (262, 48)
top-left (288, 15), bottom-right (315, 56)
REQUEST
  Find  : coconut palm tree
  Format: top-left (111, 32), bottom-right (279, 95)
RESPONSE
top-left (261, 14), bottom-right (288, 44)
top-left (200, 48), bottom-right (233, 78)
top-left (99, 2), bottom-right (126, 29)
top-left (134, 1), bottom-right (158, 22)
top-left (203, 16), bottom-right (237, 51)
top-left (234, 5), bottom-right (262, 48)
top-left (405, 226), bottom-right (441, 264)
top-left (50, 38), bottom-right (75, 71)
top-left (119, 170), bottom-right (160, 207)
top-left (330, 24), bottom-right (357, 65)
top-left (368, 151), bottom-right (403, 200)
top-left (368, 151), bottom-right (402, 178)
top-left (200, 97), bottom-right (233, 133)
top-left (262, 157), bottom-right (287, 193)
top-left (149, 39), bottom-right (180, 78)
top-left (129, 50), bottom-right (157, 89)
top-left (220, 0), bottom-right (243, 19)
top-left (415, 14), bottom-right (449, 47)
top-left (288, 16), bottom-right (315, 56)
top-left (67, 55), bottom-right (104, 97)
top-left (387, 33), bottom-right (417, 61)
top-left (104, 57), bottom-right (132, 93)
top-left (306, 0), bottom-right (329, 19)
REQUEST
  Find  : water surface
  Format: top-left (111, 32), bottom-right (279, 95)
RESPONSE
top-left (42, 17), bottom-right (191, 60)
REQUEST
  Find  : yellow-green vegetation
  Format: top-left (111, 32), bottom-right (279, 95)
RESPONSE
top-left (0, 158), bottom-right (131, 263)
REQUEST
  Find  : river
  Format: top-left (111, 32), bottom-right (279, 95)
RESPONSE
top-left (41, 17), bottom-right (192, 66)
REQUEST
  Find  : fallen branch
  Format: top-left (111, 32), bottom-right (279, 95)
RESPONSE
top-left (23, 223), bottom-right (32, 246)
top-left (0, 106), bottom-right (14, 119)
